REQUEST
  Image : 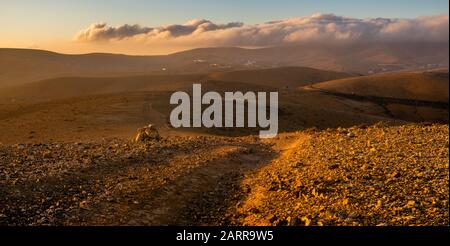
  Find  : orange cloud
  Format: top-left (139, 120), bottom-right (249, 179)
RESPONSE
top-left (75, 13), bottom-right (449, 47)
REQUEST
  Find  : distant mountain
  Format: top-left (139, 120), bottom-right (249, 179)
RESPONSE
top-left (176, 43), bottom-right (448, 74)
top-left (0, 42), bottom-right (448, 87)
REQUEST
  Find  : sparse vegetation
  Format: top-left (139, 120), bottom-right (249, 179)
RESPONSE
top-left (0, 49), bottom-right (448, 226)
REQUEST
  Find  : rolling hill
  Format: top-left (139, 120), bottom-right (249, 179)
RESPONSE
top-left (311, 70), bottom-right (449, 102)
top-left (0, 66), bottom-right (355, 103)
top-left (1, 42), bottom-right (448, 87)
top-left (0, 74), bottom-right (205, 103)
top-left (208, 67), bottom-right (352, 88)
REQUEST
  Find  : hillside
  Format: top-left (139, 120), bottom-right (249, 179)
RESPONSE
top-left (0, 66), bottom-right (352, 103)
top-left (208, 67), bottom-right (351, 88)
top-left (0, 49), bottom-right (167, 87)
top-left (0, 74), bottom-right (205, 103)
top-left (0, 67), bottom-right (448, 144)
top-left (312, 70), bottom-right (449, 102)
top-left (1, 42), bottom-right (448, 87)
top-left (1, 123), bottom-right (447, 226)
top-left (233, 123), bottom-right (449, 226)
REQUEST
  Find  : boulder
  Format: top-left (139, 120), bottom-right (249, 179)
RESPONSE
top-left (135, 124), bottom-right (161, 142)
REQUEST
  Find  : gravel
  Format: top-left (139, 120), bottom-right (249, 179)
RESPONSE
top-left (233, 123), bottom-right (449, 226)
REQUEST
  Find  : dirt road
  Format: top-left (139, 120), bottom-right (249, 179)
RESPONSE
top-left (1, 124), bottom-right (448, 226)
top-left (0, 134), bottom-right (294, 225)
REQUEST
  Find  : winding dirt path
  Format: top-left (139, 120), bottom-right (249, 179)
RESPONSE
top-left (124, 145), bottom-right (271, 225)
top-left (63, 135), bottom-right (303, 226)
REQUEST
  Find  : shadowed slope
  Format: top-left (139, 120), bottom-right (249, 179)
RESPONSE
top-left (208, 67), bottom-right (352, 88)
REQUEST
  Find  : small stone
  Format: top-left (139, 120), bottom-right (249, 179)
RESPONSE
top-left (376, 199), bottom-right (383, 209)
top-left (390, 171), bottom-right (401, 178)
top-left (328, 163), bottom-right (339, 170)
top-left (288, 217), bottom-right (301, 226)
top-left (405, 200), bottom-right (416, 208)
top-left (43, 151), bottom-right (52, 159)
top-left (266, 214), bottom-right (277, 223)
top-left (15, 144), bottom-right (25, 149)
top-left (291, 161), bottom-right (304, 168)
top-left (79, 201), bottom-right (88, 208)
top-left (300, 216), bottom-right (311, 226)
top-left (348, 212), bottom-right (359, 219)
top-left (342, 198), bottom-right (349, 205)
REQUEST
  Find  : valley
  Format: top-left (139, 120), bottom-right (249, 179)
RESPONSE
top-left (0, 48), bottom-right (448, 226)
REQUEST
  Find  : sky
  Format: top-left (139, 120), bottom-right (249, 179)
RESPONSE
top-left (0, 0), bottom-right (448, 54)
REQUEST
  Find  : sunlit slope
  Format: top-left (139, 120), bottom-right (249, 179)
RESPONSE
top-left (0, 74), bottom-right (205, 102)
top-left (313, 70), bottom-right (449, 102)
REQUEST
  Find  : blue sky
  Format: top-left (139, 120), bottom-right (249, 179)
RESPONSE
top-left (0, 0), bottom-right (448, 53)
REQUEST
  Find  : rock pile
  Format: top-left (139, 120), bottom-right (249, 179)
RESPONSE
top-left (135, 124), bottom-right (161, 142)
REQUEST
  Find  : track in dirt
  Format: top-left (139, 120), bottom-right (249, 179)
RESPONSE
top-left (37, 137), bottom-right (291, 226)
top-left (123, 145), bottom-right (274, 226)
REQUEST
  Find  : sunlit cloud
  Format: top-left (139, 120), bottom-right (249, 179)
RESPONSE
top-left (75, 13), bottom-right (449, 47)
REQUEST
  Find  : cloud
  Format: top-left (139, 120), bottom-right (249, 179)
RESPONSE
top-left (75, 19), bottom-right (243, 42)
top-left (75, 23), bottom-right (154, 42)
top-left (74, 13), bottom-right (449, 46)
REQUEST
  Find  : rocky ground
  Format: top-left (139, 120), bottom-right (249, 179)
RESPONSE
top-left (232, 123), bottom-right (449, 226)
top-left (0, 135), bottom-right (274, 225)
top-left (0, 123), bottom-right (448, 226)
